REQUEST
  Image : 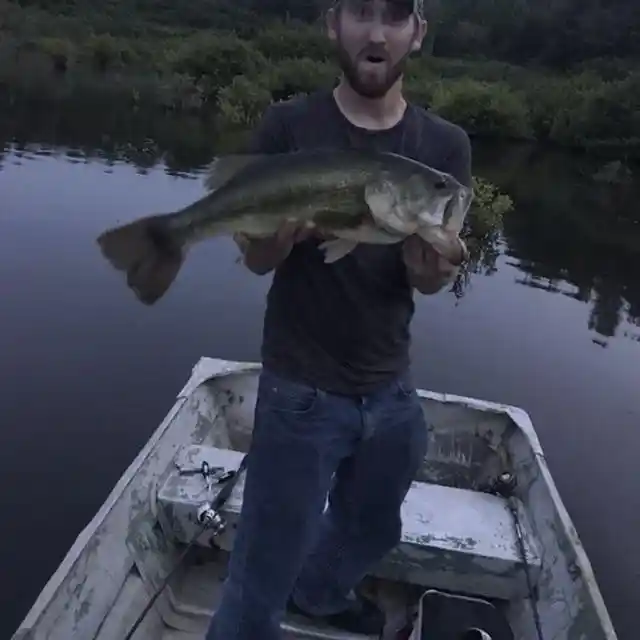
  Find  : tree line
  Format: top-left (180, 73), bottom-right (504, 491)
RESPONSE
top-left (1, 0), bottom-right (639, 157)
top-left (10, 0), bottom-right (639, 70)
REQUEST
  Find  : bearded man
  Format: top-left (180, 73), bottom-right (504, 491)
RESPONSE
top-left (205, 1), bottom-right (472, 638)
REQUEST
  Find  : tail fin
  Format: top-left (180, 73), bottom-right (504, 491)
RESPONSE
top-left (96, 214), bottom-right (185, 305)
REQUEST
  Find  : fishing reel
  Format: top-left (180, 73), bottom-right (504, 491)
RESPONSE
top-left (482, 471), bottom-right (517, 499)
top-left (196, 503), bottom-right (227, 536)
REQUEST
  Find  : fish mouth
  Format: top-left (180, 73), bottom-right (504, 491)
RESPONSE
top-left (433, 195), bottom-right (452, 226)
top-left (418, 195), bottom-right (452, 227)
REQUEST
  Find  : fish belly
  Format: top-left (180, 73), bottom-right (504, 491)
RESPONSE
top-left (317, 221), bottom-right (406, 263)
top-left (332, 223), bottom-right (405, 245)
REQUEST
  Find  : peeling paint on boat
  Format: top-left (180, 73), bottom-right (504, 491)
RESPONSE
top-left (10, 358), bottom-right (618, 640)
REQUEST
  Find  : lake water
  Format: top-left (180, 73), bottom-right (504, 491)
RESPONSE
top-left (1, 106), bottom-right (639, 639)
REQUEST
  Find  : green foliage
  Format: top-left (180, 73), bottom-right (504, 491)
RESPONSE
top-left (469, 175), bottom-right (514, 236)
top-left (7, 0), bottom-right (640, 70)
top-left (252, 21), bottom-right (332, 62)
top-left (1, 1), bottom-right (639, 156)
top-left (430, 79), bottom-right (533, 140)
top-left (144, 72), bottom-right (206, 112)
top-left (83, 34), bottom-right (139, 72)
top-left (420, 57), bottom-right (537, 89)
top-left (170, 33), bottom-right (267, 92)
top-left (549, 73), bottom-right (640, 150)
top-left (214, 57), bottom-right (337, 126)
top-left (267, 57), bottom-right (338, 99)
top-left (403, 61), bottom-right (438, 108)
top-left (404, 79), bottom-right (436, 111)
top-left (592, 160), bottom-right (634, 185)
top-left (571, 57), bottom-right (637, 82)
top-left (429, 0), bottom-right (640, 68)
top-left (453, 176), bottom-right (514, 295)
top-left (523, 72), bottom-right (603, 141)
top-left (36, 37), bottom-right (76, 72)
top-left (216, 75), bottom-right (273, 128)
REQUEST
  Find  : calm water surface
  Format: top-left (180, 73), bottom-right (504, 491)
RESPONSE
top-left (1, 110), bottom-right (639, 639)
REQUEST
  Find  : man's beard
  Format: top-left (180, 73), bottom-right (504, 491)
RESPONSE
top-left (335, 40), bottom-right (413, 99)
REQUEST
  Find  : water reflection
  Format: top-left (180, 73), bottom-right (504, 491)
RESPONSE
top-left (2, 103), bottom-right (639, 347)
top-left (0, 100), bottom-right (247, 176)
top-left (1, 102), bottom-right (639, 640)
top-left (477, 143), bottom-right (640, 346)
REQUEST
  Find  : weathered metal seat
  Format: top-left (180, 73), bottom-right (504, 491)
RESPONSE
top-left (369, 476), bottom-right (542, 601)
top-left (157, 445), bottom-right (542, 605)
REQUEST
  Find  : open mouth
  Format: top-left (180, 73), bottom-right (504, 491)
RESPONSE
top-left (364, 54), bottom-right (386, 64)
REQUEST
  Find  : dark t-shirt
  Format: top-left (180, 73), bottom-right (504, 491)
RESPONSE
top-left (248, 89), bottom-right (472, 396)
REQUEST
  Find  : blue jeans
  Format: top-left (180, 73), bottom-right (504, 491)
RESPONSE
top-left (205, 367), bottom-right (428, 640)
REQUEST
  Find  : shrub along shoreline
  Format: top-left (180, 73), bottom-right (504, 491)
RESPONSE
top-left (1, 6), bottom-right (639, 159)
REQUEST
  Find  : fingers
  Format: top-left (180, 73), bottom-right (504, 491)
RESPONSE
top-left (433, 235), bottom-right (464, 266)
top-left (294, 226), bottom-right (316, 243)
top-left (275, 220), bottom-right (300, 243)
top-left (412, 229), bottom-right (464, 267)
top-left (403, 234), bottom-right (450, 277)
top-left (312, 227), bottom-right (336, 241)
top-left (232, 232), bottom-right (251, 254)
top-left (276, 219), bottom-right (316, 245)
top-left (403, 235), bottom-right (426, 271)
top-left (431, 229), bottom-right (465, 265)
top-left (405, 234), bottom-right (435, 261)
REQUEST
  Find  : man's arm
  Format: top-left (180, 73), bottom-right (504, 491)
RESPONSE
top-left (404, 233), bottom-right (469, 294)
top-left (233, 104), bottom-right (306, 276)
top-left (404, 126), bottom-right (472, 295)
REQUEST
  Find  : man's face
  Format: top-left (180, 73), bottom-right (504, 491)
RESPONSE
top-left (327, 0), bottom-right (427, 99)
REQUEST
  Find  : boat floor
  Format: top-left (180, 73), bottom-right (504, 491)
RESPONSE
top-left (113, 540), bottom-right (512, 640)
top-left (170, 550), bottom-right (421, 639)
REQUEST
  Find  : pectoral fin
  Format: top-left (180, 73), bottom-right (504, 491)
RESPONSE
top-left (204, 155), bottom-right (264, 191)
top-left (318, 238), bottom-right (359, 263)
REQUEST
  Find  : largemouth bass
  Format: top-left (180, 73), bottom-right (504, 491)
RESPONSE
top-left (96, 149), bottom-right (473, 304)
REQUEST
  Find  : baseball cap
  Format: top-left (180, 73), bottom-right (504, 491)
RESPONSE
top-left (409, 0), bottom-right (425, 18)
top-left (330, 0), bottom-right (425, 19)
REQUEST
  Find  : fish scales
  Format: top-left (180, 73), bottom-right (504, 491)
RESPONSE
top-left (95, 149), bottom-right (474, 305)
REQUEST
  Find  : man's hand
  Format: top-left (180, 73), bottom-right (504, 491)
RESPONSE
top-left (402, 231), bottom-right (467, 295)
top-left (234, 220), bottom-right (315, 275)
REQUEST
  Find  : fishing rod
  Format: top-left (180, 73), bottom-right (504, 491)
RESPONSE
top-left (123, 453), bottom-right (249, 640)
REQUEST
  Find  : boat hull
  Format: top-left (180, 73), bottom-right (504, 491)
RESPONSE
top-left (10, 358), bottom-right (618, 640)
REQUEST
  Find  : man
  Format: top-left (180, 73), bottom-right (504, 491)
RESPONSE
top-left (206, 0), bottom-right (472, 638)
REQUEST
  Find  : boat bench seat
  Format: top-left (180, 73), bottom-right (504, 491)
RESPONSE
top-left (157, 445), bottom-right (542, 602)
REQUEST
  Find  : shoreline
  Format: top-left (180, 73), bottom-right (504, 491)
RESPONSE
top-left (1, 8), bottom-right (638, 160)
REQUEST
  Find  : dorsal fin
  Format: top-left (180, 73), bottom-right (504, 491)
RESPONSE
top-left (203, 154), bottom-right (264, 192)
